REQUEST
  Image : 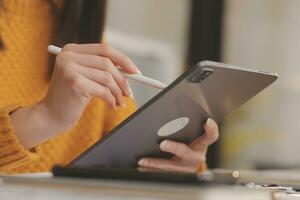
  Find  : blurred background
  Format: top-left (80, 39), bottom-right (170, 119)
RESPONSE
top-left (105, 0), bottom-right (300, 170)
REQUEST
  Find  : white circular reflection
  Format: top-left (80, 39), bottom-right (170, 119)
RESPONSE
top-left (157, 117), bottom-right (190, 137)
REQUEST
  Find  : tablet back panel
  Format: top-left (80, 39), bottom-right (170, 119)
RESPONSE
top-left (70, 61), bottom-right (277, 168)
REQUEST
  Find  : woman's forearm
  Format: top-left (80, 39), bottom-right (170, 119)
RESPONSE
top-left (10, 102), bottom-right (64, 149)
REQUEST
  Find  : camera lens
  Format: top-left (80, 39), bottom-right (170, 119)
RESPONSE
top-left (188, 69), bottom-right (213, 83)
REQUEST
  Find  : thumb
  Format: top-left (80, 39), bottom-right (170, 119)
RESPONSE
top-left (203, 118), bottom-right (219, 145)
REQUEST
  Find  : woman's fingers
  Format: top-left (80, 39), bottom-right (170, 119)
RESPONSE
top-left (159, 140), bottom-right (197, 162)
top-left (138, 158), bottom-right (195, 173)
top-left (75, 65), bottom-right (124, 107)
top-left (56, 53), bottom-right (121, 108)
top-left (136, 167), bottom-right (162, 173)
top-left (69, 72), bottom-right (117, 109)
top-left (204, 118), bottom-right (219, 145)
top-left (190, 118), bottom-right (219, 151)
top-left (137, 119), bottom-right (219, 173)
top-left (64, 51), bottom-right (132, 98)
top-left (62, 43), bottom-right (141, 74)
top-left (160, 139), bottom-right (205, 164)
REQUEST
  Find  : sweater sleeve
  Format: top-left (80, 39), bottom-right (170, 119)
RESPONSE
top-left (0, 105), bottom-right (40, 171)
top-left (103, 97), bottom-right (137, 134)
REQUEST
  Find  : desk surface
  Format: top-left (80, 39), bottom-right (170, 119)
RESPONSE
top-left (0, 174), bottom-right (271, 200)
top-left (3, 171), bottom-right (300, 200)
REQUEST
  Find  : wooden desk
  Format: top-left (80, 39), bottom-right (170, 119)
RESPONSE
top-left (0, 174), bottom-right (270, 200)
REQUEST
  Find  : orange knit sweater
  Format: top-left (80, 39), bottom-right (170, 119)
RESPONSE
top-left (0, 0), bottom-right (136, 173)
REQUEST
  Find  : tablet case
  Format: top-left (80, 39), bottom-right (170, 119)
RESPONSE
top-left (52, 165), bottom-right (238, 185)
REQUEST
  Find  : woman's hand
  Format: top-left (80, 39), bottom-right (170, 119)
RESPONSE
top-left (11, 43), bottom-right (140, 149)
top-left (138, 118), bottom-right (219, 173)
top-left (43, 43), bottom-right (140, 128)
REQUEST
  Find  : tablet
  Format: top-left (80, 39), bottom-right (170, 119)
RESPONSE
top-left (68, 61), bottom-right (278, 168)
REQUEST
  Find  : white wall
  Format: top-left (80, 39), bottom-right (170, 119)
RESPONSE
top-left (221, 0), bottom-right (300, 168)
top-left (106, 0), bottom-right (190, 66)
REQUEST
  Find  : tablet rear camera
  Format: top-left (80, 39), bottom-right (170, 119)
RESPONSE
top-left (189, 69), bottom-right (213, 82)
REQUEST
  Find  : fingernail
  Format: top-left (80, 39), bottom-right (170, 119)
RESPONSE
top-left (160, 140), bottom-right (169, 149)
top-left (125, 79), bottom-right (133, 98)
top-left (138, 159), bottom-right (146, 166)
top-left (206, 118), bottom-right (214, 127)
top-left (136, 69), bottom-right (142, 75)
top-left (129, 87), bottom-right (134, 99)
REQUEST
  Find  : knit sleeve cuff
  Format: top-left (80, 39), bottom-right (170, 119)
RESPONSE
top-left (0, 105), bottom-right (41, 170)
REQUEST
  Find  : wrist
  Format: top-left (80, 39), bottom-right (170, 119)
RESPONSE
top-left (35, 100), bottom-right (69, 133)
top-left (10, 102), bottom-right (65, 149)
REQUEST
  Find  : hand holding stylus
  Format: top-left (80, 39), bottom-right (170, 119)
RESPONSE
top-left (48, 45), bottom-right (167, 89)
top-left (13, 43), bottom-right (146, 149)
top-left (48, 43), bottom-right (144, 108)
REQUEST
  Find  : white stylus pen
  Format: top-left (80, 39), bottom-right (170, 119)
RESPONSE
top-left (48, 45), bottom-right (167, 89)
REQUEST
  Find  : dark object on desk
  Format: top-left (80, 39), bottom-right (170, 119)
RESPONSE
top-left (52, 166), bottom-right (238, 185)
top-left (69, 61), bottom-right (278, 169)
